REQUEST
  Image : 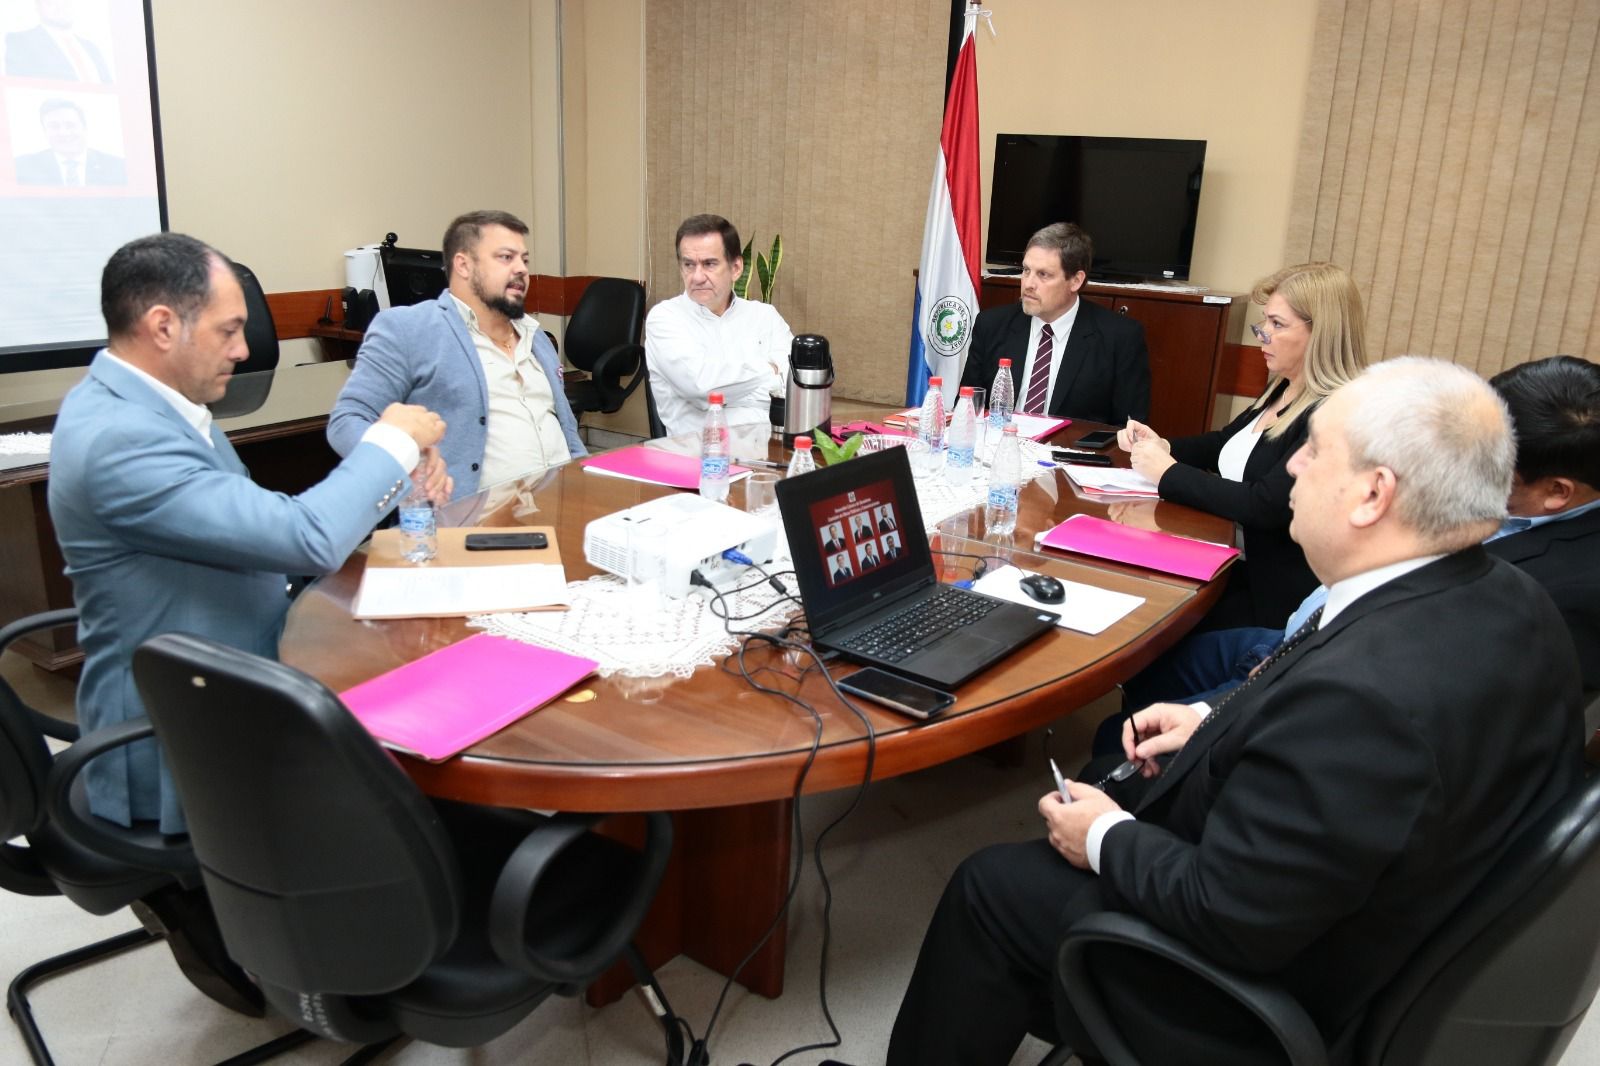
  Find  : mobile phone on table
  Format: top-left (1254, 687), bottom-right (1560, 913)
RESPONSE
top-left (837, 667), bottom-right (955, 720)
top-left (463, 532), bottom-right (548, 551)
top-left (1073, 430), bottom-right (1118, 450)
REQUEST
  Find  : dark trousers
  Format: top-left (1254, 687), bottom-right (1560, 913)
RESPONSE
top-left (888, 839), bottom-right (1106, 1065)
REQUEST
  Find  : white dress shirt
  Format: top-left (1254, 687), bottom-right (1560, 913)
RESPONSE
top-left (644, 293), bottom-right (794, 437)
top-left (451, 295), bottom-right (571, 488)
top-left (1019, 298), bottom-right (1082, 413)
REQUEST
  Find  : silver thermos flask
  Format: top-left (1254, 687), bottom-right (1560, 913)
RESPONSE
top-left (783, 334), bottom-right (834, 446)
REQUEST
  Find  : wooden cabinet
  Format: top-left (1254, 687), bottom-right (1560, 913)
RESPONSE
top-left (978, 278), bottom-right (1247, 438)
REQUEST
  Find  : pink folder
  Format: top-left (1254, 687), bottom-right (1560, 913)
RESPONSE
top-left (340, 634), bottom-right (598, 761)
top-left (582, 446), bottom-right (751, 490)
top-left (1033, 513), bottom-right (1238, 581)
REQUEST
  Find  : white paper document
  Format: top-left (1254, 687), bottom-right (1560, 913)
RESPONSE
top-left (1061, 464), bottom-right (1160, 497)
top-left (971, 565), bottom-right (1145, 636)
top-left (354, 562), bottom-right (571, 619)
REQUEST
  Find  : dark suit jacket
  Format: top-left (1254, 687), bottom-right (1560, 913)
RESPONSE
top-left (960, 299), bottom-right (1150, 425)
top-left (4, 25), bottom-right (111, 81)
top-left (1098, 548), bottom-right (1584, 1046)
top-left (14, 148), bottom-right (126, 186)
top-left (1486, 505), bottom-right (1600, 692)
top-left (1159, 381), bottom-right (1316, 628)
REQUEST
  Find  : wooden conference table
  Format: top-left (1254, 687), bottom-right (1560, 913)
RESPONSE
top-left (280, 422), bottom-right (1232, 1004)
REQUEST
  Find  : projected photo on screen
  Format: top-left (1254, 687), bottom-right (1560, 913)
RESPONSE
top-left (0, 0), bottom-right (165, 369)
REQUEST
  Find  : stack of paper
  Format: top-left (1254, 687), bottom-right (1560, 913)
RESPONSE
top-left (884, 407), bottom-right (1069, 441)
top-left (353, 526), bottom-right (570, 619)
top-left (341, 634), bottom-right (597, 761)
top-left (1061, 465), bottom-right (1160, 498)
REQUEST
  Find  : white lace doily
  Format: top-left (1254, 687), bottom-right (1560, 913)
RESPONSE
top-left (471, 441), bottom-right (1057, 678)
top-left (0, 432), bottom-right (50, 457)
top-left (471, 571), bottom-right (802, 678)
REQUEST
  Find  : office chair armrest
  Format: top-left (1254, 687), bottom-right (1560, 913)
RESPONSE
top-left (591, 343), bottom-right (646, 401)
top-left (1057, 912), bottom-right (1329, 1066)
top-left (0, 608), bottom-right (81, 742)
top-left (45, 717), bottom-right (197, 875)
top-left (487, 810), bottom-right (673, 984)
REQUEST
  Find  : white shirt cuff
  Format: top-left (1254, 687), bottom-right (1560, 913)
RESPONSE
top-left (1189, 700), bottom-right (1212, 720)
top-left (1086, 811), bottom-right (1136, 874)
top-left (360, 422), bottom-right (419, 474)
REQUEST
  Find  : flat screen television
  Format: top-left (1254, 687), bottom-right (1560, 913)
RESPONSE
top-left (985, 134), bottom-right (1206, 282)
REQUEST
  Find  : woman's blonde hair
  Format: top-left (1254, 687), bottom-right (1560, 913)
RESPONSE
top-left (1250, 262), bottom-right (1368, 438)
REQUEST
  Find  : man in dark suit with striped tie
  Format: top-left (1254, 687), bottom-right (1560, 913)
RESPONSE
top-left (958, 222), bottom-right (1149, 426)
top-left (887, 358), bottom-right (1584, 1066)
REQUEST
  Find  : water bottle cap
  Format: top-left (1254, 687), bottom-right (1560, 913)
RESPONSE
top-left (1003, 424), bottom-right (1019, 435)
top-left (708, 392), bottom-right (724, 404)
top-left (998, 359), bottom-right (1011, 368)
top-left (928, 376), bottom-right (942, 386)
top-left (795, 436), bottom-right (812, 449)
top-left (959, 386), bottom-right (974, 397)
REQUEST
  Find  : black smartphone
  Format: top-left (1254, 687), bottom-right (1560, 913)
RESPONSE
top-left (463, 532), bottom-right (548, 551)
top-left (1073, 430), bottom-right (1118, 450)
top-left (837, 667), bottom-right (955, 720)
top-left (1051, 449), bottom-right (1113, 467)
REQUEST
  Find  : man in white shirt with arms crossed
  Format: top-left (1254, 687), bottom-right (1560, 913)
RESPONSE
top-left (645, 213), bottom-right (793, 437)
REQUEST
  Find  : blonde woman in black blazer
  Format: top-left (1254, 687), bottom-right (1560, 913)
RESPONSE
top-left (1118, 263), bottom-right (1368, 629)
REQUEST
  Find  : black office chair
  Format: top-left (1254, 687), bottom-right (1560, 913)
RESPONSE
top-left (208, 260), bottom-right (280, 419)
top-left (1, 611), bottom-right (301, 1065)
top-left (107, 632), bottom-right (680, 1057)
top-left (1052, 771), bottom-right (1600, 1066)
top-left (560, 277), bottom-right (648, 419)
top-left (643, 366), bottom-right (668, 439)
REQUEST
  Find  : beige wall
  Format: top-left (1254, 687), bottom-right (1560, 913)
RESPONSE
top-left (975, 0), bottom-right (1319, 298)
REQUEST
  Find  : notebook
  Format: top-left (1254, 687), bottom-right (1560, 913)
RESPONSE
top-left (340, 634), bottom-right (597, 761)
top-left (582, 445), bottom-right (751, 490)
top-left (775, 446), bottom-right (1059, 689)
top-left (1033, 514), bottom-right (1238, 581)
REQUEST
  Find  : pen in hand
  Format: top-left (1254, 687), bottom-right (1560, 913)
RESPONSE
top-left (1049, 758), bottom-right (1073, 803)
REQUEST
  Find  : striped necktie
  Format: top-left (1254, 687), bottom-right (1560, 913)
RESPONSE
top-left (1023, 323), bottom-right (1053, 414)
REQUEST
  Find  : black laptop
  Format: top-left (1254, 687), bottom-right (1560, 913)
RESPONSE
top-left (775, 446), bottom-right (1058, 688)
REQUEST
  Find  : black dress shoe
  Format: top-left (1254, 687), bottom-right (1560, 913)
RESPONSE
top-left (132, 886), bottom-right (266, 1017)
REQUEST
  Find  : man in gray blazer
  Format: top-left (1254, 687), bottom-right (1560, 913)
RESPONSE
top-left (328, 209), bottom-right (586, 498)
top-left (49, 233), bottom-right (447, 835)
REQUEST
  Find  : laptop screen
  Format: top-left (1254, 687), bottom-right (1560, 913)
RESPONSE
top-left (776, 446), bottom-right (935, 631)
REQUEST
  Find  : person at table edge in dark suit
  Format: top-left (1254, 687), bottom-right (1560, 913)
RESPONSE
top-left (959, 222), bottom-right (1149, 427)
top-left (1119, 262), bottom-right (1368, 631)
top-left (886, 358), bottom-right (1584, 1066)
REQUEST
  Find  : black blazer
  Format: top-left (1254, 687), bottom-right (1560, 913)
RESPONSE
top-left (960, 299), bottom-right (1150, 425)
top-left (1487, 504), bottom-right (1600, 692)
top-left (1158, 381), bottom-right (1316, 629)
top-left (1101, 549), bottom-right (1584, 1044)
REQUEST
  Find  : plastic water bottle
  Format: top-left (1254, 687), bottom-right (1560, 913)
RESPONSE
top-left (990, 358), bottom-right (1015, 431)
top-left (700, 392), bottom-right (731, 502)
top-left (984, 424), bottom-right (1021, 535)
top-left (398, 478), bottom-right (437, 564)
top-left (787, 435), bottom-right (817, 478)
top-left (946, 386), bottom-right (977, 484)
top-left (918, 376), bottom-right (946, 457)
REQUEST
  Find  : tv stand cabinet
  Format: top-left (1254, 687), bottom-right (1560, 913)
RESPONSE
top-left (978, 277), bottom-right (1247, 438)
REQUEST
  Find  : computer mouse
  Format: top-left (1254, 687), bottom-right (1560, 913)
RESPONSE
top-left (1019, 573), bottom-right (1065, 604)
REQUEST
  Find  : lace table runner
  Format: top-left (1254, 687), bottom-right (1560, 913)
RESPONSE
top-left (471, 441), bottom-right (1058, 678)
top-left (0, 432), bottom-right (51, 457)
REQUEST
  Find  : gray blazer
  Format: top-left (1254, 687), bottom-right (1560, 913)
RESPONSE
top-left (48, 354), bottom-right (409, 831)
top-left (327, 290), bottom-right (586, 497)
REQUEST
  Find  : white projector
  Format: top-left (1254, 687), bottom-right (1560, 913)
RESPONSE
top-left (584, 494), bottom-right (780, 598)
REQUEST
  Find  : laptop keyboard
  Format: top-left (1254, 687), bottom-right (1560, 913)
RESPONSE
top-left (836, 587), bottom-right (1002, 663)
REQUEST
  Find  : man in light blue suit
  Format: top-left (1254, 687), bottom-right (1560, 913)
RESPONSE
top-left (49, 233), bottom-right (449, 835)
top-left (327, 209), bottom-right (587, 498)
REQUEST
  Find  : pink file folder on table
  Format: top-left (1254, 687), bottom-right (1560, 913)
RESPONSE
top-left (1033, 514), bottom-right (1238, 581)
top-left (582, 445), bottom-right (750, 490)
top-left (340, 634), bottom-right (598, 761)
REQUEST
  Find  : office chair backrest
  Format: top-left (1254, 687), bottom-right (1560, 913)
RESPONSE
top-left (230, 261), bottom-right (279, 376)
top-left (563, 278), bottom-right (644, 373)
top-left (1357, 770), bottom-right (1600, 1065)
top-left (132, 634), bottom-right (463, 995)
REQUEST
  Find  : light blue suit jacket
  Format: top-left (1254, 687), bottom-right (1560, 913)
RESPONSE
top-left (48, 354), bottom-right (410, 831)
top-left (326, 290), bottom-right (586, 498)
